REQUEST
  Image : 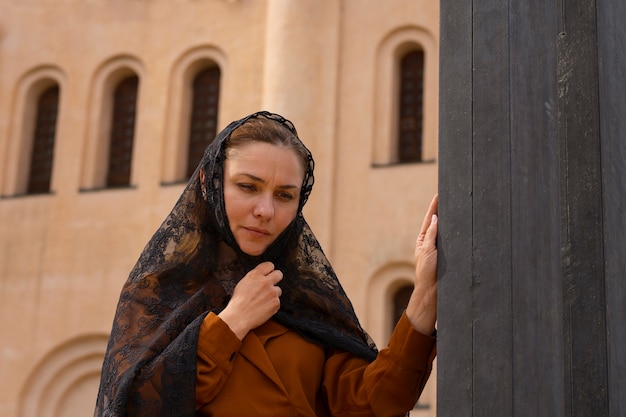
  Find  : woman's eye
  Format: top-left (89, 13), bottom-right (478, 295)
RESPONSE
top-left (276, 192), bottom-right (294, 201)
top-left (238, 183), bottom-right (256, 192)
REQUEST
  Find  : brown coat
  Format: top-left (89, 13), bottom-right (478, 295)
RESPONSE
top-left (196, 312), bottom-right (436, 417)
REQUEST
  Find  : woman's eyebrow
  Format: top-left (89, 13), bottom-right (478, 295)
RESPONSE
top-left (237, 173), bottom-right (300, 190)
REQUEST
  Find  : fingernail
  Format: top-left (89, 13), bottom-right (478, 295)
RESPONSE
top-left (432, 214), bottom-right (438, 223)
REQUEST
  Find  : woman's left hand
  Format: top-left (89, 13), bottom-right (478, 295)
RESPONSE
top-left (406, 194), bottom-right (438, 335)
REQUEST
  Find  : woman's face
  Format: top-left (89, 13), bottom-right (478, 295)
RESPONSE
top-left (223, 141), bottom-right (304, 256)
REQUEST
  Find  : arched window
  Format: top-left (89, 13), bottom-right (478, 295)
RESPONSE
top-left (27, 85), bottom-right (60, 194)
top-left (392, 284), bottom-right (414, 327)
top-left (186, 66), bottom-right (220, 179)
top-left (397, 49), bottom-right (424, 163)
top-left (106, 75), bottom-right (138, 187)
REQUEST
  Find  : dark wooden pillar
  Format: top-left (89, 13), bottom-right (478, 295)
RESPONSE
top-left (437, 0), bottom-right (625, 415)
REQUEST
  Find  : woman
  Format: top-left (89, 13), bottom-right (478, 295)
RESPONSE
top-left (94, 111), bottom-right (438, 417)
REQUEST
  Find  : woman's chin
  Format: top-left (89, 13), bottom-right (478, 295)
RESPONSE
top-left (239, 244), bottom-right (266, 257)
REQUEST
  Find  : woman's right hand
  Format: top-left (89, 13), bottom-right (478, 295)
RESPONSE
top-left (218, 261), bottom-right (283, 340)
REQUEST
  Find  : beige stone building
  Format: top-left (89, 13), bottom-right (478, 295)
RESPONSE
top-left (0, 1), bottom-right (439, 416)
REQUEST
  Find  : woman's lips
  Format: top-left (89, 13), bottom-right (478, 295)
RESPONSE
top-left (244, 227), bottom-right (270, 237)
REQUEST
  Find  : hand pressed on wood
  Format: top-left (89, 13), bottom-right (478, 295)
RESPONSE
top-left (406, 195), bottom-right (438, 335)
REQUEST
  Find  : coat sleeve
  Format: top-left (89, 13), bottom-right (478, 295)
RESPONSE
top-left (322, 312), bottom-right (436, 417)
top-left (195, 312), bottom-right (243, 410)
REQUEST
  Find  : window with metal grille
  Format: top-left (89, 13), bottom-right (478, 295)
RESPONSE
top-left (186, 66), bottom-right (220, 179)
top-left (397, 49), bottom-right (424, 163)
top-left (107, 75), bottom-right (138, 187)
top-left (27, 85), bottom-right (60, 194)
top-left (392, 284), bottom-right (414, 327)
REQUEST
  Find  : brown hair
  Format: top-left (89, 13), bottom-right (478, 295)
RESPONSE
top-left (224, 117), bottom-right (310, 175)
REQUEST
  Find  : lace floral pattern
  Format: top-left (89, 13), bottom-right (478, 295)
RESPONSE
top-left (94, 111), bottom-right (377, 416)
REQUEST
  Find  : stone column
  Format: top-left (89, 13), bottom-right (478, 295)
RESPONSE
top-left (262, 0), bottom-right (341, 250)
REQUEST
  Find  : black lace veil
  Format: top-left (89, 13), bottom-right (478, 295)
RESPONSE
top-left (94, 111), bottom-right (377, 417)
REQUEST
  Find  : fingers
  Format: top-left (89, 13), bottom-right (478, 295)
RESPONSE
top-left (418, 195), bottom-right (439, 237)
top-left (247, 262), bottom-right (283, 302)
top-left (416, 195), bottom-right (439, 249)
top-left (255, 261), bottom-right (276, 275)
top-left (254, 261), bottom-right (283, 286)
top-left (423, 213), bottom-right (438, 246)
top-left (269, 269), bottom-right (283, 285)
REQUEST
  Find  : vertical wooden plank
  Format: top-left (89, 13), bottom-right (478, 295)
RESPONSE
top-left (437, 0), bottom-right (473, 413)
top-left (471, 0), bottom-right (512, 415)
top-left (557, 0), bottom-right (608, 415)
top-left (597, 0), bottom-right (626, 415)
top-left (508, 0), bottom-right (565, 415)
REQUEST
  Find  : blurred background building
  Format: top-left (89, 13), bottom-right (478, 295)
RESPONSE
top-left (0, 1), bottom-right (439, 415)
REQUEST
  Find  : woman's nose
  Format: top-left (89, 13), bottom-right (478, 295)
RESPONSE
top-left (253, 194), bottom-right (274, 218)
